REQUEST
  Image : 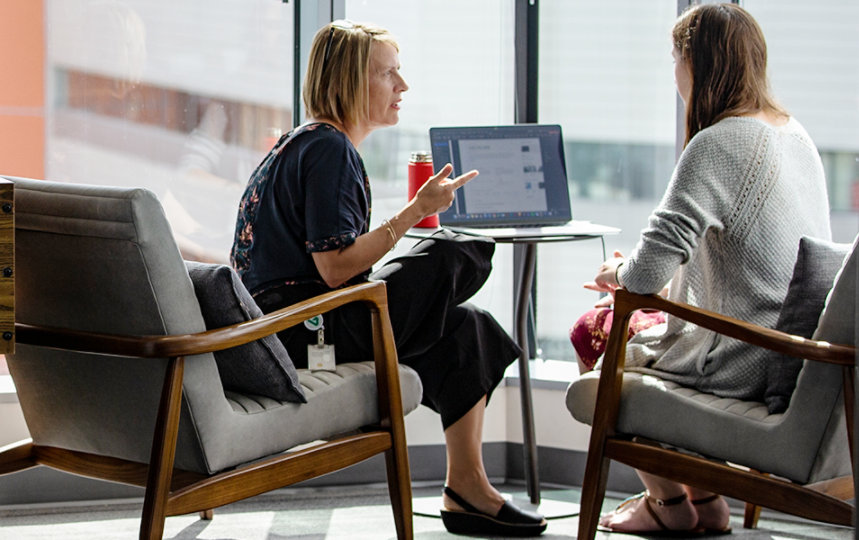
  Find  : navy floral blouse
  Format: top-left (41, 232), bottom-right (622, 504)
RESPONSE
top-left (230, 123), bottom-right (372, 296)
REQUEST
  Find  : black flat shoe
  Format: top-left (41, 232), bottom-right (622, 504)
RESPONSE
top-left (440, 485), bottom-right (547, 537)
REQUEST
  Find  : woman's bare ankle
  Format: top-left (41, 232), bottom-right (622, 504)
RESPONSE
top-left (443, 475), bottom-right (504, 516)
top-left (690, 494), bottom-right (730, 531)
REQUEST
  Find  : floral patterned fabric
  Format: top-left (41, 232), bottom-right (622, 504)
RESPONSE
top-left (230, 123), bottom-right (371, 297)
top-left (569, 307), bottom-right (666, 371)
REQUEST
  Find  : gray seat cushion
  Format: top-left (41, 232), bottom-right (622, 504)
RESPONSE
top-left (200, 361), bottom-right (423, 473)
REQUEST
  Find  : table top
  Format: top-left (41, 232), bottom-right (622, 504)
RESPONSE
top-left (406, 222), bottom-right (620, 244)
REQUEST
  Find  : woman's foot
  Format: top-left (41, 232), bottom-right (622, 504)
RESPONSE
top-left (691, 493), bottom-right (732, 533)
top-left (598, 491), bottom-right (700, 534)
top-left (442, 472), bottom-right (507, 516)
top-left (441, 486), bottom-right (547, 537)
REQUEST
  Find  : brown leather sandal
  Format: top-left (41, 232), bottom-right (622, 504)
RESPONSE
top-left (598, 491), bottom-right (708, 537)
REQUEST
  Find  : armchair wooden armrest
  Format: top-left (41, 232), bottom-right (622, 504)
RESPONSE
top-left (604, 289), bottom-right (854, 373)
top-left (15, 280), bottom-right (393, 360)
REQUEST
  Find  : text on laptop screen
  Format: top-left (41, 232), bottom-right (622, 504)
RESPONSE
top-left (430, 124), bottom-right (571, 227)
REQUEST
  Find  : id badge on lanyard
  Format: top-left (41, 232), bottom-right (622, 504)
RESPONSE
top-left (305, 315), bottom-right (336, 372)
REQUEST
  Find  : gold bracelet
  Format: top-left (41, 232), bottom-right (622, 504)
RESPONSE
top-left (381, 219), bottom-right (397, 251)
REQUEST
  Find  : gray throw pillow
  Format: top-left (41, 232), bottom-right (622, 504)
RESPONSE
top-left (185, 261), bottom-right (306, 403)
top-left (763, 237), bottom-right (850, 414)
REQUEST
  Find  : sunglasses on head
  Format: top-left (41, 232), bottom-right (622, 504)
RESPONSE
top-left (322, 20), bottom-right (355, 73)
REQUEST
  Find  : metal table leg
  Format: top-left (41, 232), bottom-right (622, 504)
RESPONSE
top-left (514, 242), bottom-right (540, 504)
top-left (512, 241), bottom-right (581, 519)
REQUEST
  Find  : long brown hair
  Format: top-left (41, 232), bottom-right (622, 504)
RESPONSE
top-left (673, 3), bottom-right (786, 146)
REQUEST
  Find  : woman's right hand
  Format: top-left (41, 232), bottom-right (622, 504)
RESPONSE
top-left (409, 163), bottom-right (478, 221)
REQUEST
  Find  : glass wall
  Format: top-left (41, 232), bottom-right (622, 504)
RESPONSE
top-left (532, 0), bottom-right (859, 363)
top-left (45, 0), bottom-right (294, 262)
top-left (743, 0), bottom-right (859, 217)
top-left (345, 0), bottom-right (518, 330)
top-left (344, 0), bottom-right (515, 200)
top-left (535, 0), bottom-right (679, 361)
top-left (2, 0), bottom-right (855, 377)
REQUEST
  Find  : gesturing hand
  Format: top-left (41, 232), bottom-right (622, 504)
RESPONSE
top-left (412, 163), bottom-right (478, 219)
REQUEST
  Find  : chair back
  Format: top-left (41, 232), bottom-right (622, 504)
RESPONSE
top-left (793, 234), bottom-right (858, 482)
top-left (6, 177), bottom-right (221, 473)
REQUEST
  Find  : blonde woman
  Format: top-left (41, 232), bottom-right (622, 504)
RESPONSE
top-left (231, 21), bottom-right (546, 537)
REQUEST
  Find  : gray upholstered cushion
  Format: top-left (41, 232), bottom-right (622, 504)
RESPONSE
top-left (185, 261), bottom-right (306, 403)
top-left (8, 177), bottom-right (212, 472)
top-left (201, 361), bottom-right (423, 473)
top-left (763, 237), bottom-right (849, 414)
top-left (811, 235), bottom-right (858, 346)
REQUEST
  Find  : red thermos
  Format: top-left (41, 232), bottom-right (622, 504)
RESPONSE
top-left (408, 151), bottom-right (440, 228)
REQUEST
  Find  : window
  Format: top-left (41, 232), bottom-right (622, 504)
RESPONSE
top-left (345, 0), bottom-right (518, 329)
top-left (45, 0), bottom-right (295, 262)
top-left (743, 1), bottom-right (859, 221)
top-left (535, 0), bottom-right (678, 361)
top-left (3, 0), bottom-right (854, 376)
top-left (344, 0), bottom-right (515, 195)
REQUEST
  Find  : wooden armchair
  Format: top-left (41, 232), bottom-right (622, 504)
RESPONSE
top-left (0, 177), bottom-right (422, 539)
top-left (567, 238), bottom-right (857, 539)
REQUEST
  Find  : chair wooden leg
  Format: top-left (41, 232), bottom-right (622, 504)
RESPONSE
top-left (199, 509), bottom-right (214, 520)
top-left (384, 444), bottom-right (413, 540)
top-left (139, 357), bottom-right (185, 540)
top-left (742, 468), bottom-right (767, 529)
top-left (370, 299), bottom-right (413, 539)
top-left (577, 455), bottom-right (612, 540)
top-left (743, 502), bottom-right (761, 529)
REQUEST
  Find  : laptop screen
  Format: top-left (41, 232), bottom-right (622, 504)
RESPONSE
top-left (430, 124), bottom-right (571, 227)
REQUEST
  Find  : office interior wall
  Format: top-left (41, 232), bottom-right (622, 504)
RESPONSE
top-left (0, 2), bottom-right (45, 179)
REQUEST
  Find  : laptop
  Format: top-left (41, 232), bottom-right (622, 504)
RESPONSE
top-left (429, 124), bottom-right (619, 239)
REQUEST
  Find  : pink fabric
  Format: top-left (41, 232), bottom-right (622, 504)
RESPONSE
top-left (569, 308), bottom-right (666, 370)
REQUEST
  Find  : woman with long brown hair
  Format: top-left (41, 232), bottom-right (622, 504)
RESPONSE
top-left (579, 4), bottom-right (830, 534)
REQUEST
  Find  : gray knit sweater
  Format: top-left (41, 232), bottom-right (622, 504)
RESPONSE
top-left (618, 116), bottom-right (830, 401)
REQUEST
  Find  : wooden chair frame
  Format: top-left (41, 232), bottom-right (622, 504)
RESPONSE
top-left (578, 288), bottom-right (856, 539)
top-left (0, 281), bottom-right (413, 540)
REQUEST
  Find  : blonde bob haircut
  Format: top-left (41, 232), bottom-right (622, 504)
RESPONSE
top-left (303, 20), bottom-right (399, 131)
top-left (673, 3), bottom-right (786, 146)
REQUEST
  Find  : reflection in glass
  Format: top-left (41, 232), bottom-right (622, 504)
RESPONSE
top-left (45, 0), bottom-right (294, 262)
top-left (744, 0), bottom-right (859, 217)
top-left (537, 0), bottom-right (678, 362)
top-left (345, 0), bottom-right (515, 199)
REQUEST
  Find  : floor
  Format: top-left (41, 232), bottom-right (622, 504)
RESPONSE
top-left (0, 483), bottom-right (852, 539)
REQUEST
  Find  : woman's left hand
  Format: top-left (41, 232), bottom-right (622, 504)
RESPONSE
top-left (584, 250), bottom-right (625, 294)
